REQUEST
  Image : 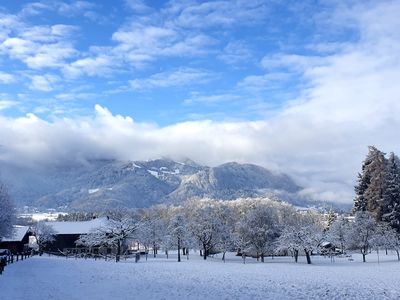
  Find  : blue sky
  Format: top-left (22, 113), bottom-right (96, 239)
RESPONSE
top-left (0, 0), bottom-right (352, 124)
top-left (0, 0), bottom-right (400, 203)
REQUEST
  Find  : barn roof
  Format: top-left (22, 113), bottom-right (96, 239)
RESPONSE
top-left (1, 226), bottom-right (31, 242)
top-left (45, 218), bottom-right (107, 235)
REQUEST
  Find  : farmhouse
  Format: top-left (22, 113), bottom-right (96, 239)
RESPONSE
top-left (44, 218), bottom-right (106, 253)
top-left (0, 226), bottom-right (32, 254)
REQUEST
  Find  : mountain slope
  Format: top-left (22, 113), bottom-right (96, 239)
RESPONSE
top-left (0, 158), bottom-right (322, 210)
top-left (167, 162), bottom-right (300, 202)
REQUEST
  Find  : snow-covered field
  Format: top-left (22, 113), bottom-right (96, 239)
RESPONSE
top-left (1, 252), bottom-right (399, 300)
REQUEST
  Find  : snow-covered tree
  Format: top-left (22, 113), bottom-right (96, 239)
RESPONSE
top-left (33, 221), bottom-right (56, 252)
top-left (185, 200), bottom-right (221, 260)
top-left (346, 211), bottom-right (376, 262)
top-left (325, 209), bottom-right (337, 230)
top-left (235, 202), bottom-right (280, 262)
top-left (276, 212), bottom-right (323, 264)
top-left (138, 206), bottom-right (169, 258)
top-left (214, 203), bottom-right (235, 262)
top-left (370, 222), bottom-right (400, 259)
top-left (326, 216), bottom-right (350, 255)
top-left (168, 213), bottom-right (187, 262)
top-left (382, 152), bottom-right (400, 232)
top-left (77, 214), bottom-right (140, 262)
top-left (0, 183), bottom-right (15, 239)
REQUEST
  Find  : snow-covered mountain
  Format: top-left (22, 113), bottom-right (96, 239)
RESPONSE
top-left (0, 158), bottom-right (332, 211)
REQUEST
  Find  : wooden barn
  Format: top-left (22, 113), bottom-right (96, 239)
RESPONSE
top-left (0, 226), bottom-right (32, 254)
top-left (44, 218), bottom-right (106, 253)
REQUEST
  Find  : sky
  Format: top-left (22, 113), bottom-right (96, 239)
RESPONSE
top-left (0, 0), bottom-right (399, 204)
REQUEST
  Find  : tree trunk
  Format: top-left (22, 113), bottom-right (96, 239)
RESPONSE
top-left (177, 237), bottom-right (181, 262)
top-left (153, 243), bottom-right (157, 258)
top-left (294, 250), bottom-right (298, 263)
top-left (396, 250), bottom-right (399, 261)
top-left (222, 252), bottom-right (226, 262)
top-left (261, 253), bottom-right (265, 263)
top-left (116, 240), bottom-right (121, 262)
top-left (362, 253), bottom-right (366, 262)
top-left (203, 246), bottom-right (207, 260)
top-left (304, 249), bottom-right (311, 264)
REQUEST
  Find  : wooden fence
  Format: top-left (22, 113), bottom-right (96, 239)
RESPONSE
top-left (0, 250), bottom-right (34, 275)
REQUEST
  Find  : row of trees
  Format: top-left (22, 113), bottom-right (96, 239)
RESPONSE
top-left (73, 198), bottom-right (400, 264)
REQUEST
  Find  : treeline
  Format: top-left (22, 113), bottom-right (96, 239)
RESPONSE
top-left (69, 197), bottom-right (400, 264)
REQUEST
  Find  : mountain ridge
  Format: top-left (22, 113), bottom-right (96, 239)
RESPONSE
top-left (0, 158), bottom-right (346, 211)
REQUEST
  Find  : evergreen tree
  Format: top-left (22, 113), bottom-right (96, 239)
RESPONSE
top-left (354, 146), bottom-right (387, 221)
top-left (354, 172), bottom-right (369, 211)
top-left (382, 153), bottom-right (400, 232)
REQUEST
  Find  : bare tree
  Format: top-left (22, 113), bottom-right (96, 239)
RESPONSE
top-left (0, 183), bottom-right (15, 239)
top-left (33, 222), bottom-right (56, 253)
top-left (77, 214), bottom-right (141, 262)
top-left (346, 211), bottom-right (376, 262)
top-left (185, 200), bottom-right (221, 260)
top-left (235, 203), bottom-right (279, 262)
top-left (277, 212), bottom-right (324, 264)
top-left (327, 216), bottom-right (350, 255)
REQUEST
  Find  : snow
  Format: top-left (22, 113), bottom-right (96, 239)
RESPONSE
top-left (19, 212), bottom-right (68, 221)
top-left (88, 188), bottom-right (100, 194)
top-left (1, 225), bottom-right (30, 242)
top-left (147, 169), bottom-right (160, 178)
top-left (1, 252), bottom-right (399, 299)
top-left (131, 162), bottom-right (141, 169)
top-left (88, 187), bottom-right (113, 194)
top-left (45, 218), bottom-right (107, 235)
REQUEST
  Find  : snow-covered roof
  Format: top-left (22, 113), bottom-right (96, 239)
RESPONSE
top-left (1, 226), bottom-right (30, 242)
top-left (45, 218), bottom-right (107, 235)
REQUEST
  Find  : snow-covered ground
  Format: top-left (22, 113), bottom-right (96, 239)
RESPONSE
top-left (19, 212), bottom-right (68, 221)
top-left (1, 252), bottom-right (399, 300)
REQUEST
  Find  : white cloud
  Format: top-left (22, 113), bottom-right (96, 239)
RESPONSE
top-left (125, 0), bottom-right (152, 13)
top-left (237, 73), bottom-right (292, 92)
top-left (29, 74), bottom-right (58, 92)
top-left (21, 1), bottom-right (98, 19)
top-left (130, 68), bottom-right (215, 89)
top-left (0, 71), bottom-right (15, 84)
top-left (0, 100), bottom-right (16, 110)
top-left (218, 41), bottom-right (254, 65)
top-left (170, 1), bottom-right (269, 28)
top-left (261, 54), bottom-right (328, 72)
top-left (0, 23), bottom-right (78, 69)
top-left (63, 54), bottom-right (116, 78)
top-left (111, 24), bottom-right (215, 66)
top-left (183, 93), bottom-right (241, 105)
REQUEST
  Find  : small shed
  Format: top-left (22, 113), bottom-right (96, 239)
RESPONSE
top-left (0, 226), bottom-right (32, 254)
